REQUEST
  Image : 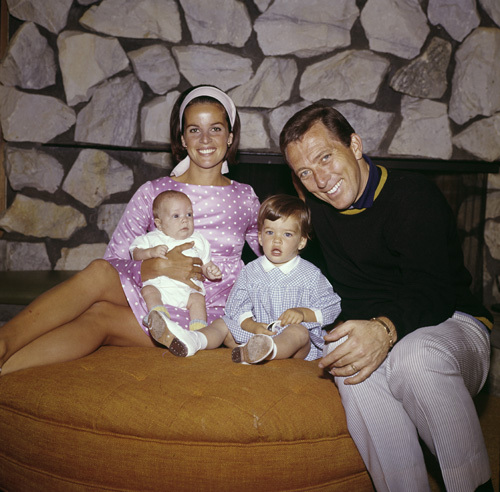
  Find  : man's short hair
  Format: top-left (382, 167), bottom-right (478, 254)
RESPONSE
top-left (279, 104), bottom-right (356, 160)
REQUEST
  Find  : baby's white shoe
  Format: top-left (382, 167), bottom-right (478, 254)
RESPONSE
top-left (148, 310), bottom-right (203, 357)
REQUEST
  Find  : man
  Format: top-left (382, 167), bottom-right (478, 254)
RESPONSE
top-left (279, 103), bottom-right (493, 492)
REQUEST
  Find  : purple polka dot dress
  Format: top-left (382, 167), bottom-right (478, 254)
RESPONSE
top-left (104, 177), bottom-right (261, 334)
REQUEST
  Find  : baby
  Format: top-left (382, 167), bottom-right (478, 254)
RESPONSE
top-left (130, 190), bottom-right (221, 336)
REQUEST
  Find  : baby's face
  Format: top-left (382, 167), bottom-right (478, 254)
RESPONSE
top-left (258, 216), bottom-right (307, 265)
top-left (156, 195), bottom-right (194, 240)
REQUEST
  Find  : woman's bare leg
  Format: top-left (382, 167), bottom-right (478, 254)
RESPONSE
top-left (1, 300), bottom-right (155, 375)
top-left (0, 260), bottom-right (128, 367)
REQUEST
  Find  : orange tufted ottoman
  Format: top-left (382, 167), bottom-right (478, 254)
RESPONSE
top-left (0, 347), bottom-right (372, 491)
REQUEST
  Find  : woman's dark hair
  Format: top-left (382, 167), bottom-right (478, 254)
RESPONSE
top-left (279, 104), bottom-right (356, 160)
top-left (170, 85), bottom-right (241, 165)
top-left (258, 194), bottom-right (312, 240)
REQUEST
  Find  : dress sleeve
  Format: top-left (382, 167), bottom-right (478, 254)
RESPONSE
top-left (245, 187), bottom-right (262, 257)
top-left (103, 181), bottom-right (155, 288)
top-left (129, 234), bottom-right (151, 259)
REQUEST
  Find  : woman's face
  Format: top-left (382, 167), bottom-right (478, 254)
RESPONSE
top-left (181, 102), bottom-right (233, 171)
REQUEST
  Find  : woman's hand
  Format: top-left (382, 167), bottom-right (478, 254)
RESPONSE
top-left (319, 318), bottom-right (396, 385)
top-left (140, 242), bottom-right (203, 291)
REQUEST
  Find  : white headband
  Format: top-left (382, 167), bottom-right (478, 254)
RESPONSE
top-left (179, 86), bottom-right (237, 130)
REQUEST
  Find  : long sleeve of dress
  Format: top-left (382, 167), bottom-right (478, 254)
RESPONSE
top-left (104, 181), bottom-right (157, 315)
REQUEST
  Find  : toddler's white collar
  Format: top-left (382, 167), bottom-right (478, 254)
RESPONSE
top-left (261, 255), bottom-right (300, 274)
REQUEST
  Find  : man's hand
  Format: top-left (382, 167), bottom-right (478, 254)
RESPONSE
top-left (140, 242), bottom-right (203, 291)
top-left (319, 318), bottom-right (396, 385)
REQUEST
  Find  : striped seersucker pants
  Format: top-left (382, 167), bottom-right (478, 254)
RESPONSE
top-left (329, 312), bottom-right (491, 492)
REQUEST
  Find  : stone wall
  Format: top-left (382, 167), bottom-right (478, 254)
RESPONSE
top-left (0, 0), bottom-right (499, 307)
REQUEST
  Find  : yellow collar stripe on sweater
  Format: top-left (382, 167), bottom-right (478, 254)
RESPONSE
top-left (476, 317), bottom-right (493, 331)
top-left (340, 165), bottom-right (388, 215)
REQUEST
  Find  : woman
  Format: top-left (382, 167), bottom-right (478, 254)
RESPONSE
top-left (0, 85), bottom-right (261, 375)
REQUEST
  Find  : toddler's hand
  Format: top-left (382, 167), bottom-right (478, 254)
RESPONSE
top-left (279, 308), bottom-right (305, 326)
top-left (251, 324), bottom-right (273, 335)
top-left (241, 318), bottom-right (271, 335)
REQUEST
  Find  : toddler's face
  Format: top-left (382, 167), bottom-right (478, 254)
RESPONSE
top-left (258, 216), bottom-right (307, 265)
top-left (155, 195), bottom-right (194, 240)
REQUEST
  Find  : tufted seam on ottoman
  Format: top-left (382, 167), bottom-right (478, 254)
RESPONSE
top-left (0, 448), bottom-right (372, 492)
top-left (0, 402), bottom-right (354, 446)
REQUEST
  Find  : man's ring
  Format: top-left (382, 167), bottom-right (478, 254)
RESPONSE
top-left (351, 364), bottom-right (358, 372)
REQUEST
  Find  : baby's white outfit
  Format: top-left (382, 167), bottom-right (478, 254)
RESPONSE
top-left (129, 229), bottom-right (212, 308)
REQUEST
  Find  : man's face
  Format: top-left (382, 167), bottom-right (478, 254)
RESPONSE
top-left (285, 121), bottom-right (370, 211)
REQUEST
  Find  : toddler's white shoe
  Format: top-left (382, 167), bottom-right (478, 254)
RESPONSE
top-left (232, 334), bottom-right (275, 364)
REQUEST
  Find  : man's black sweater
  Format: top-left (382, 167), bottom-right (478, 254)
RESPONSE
top-left (307, 167), bottom-right (492, 339)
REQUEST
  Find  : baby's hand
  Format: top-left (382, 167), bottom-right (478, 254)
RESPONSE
top-left (204, 262), bottom-right (222, 281)
top-left (151, 245), bottom-right (169, 259)
top-left (279, 308), bottom-right (305, 326)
